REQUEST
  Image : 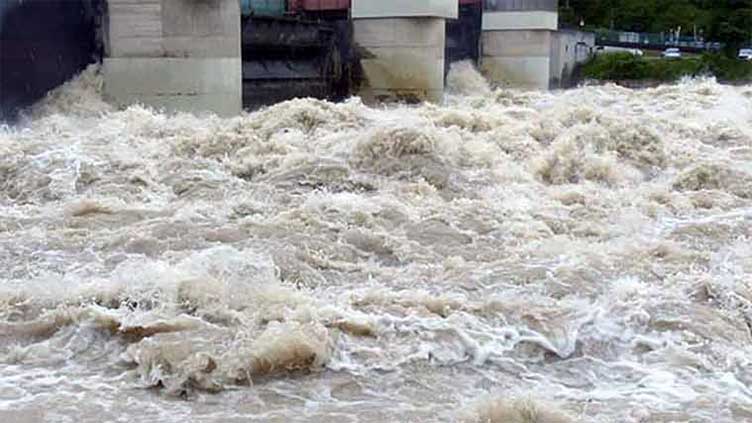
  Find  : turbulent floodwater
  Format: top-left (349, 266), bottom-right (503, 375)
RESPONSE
top-left (1, 64), bottom-right (752, 423)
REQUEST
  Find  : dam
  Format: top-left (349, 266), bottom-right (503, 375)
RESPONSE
top-left (0, 0), bottom-right (594, 119)
top-left (2, 2), bottom-right (752, 423)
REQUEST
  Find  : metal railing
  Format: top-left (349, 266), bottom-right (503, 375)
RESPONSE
top-left (596, 30), bottom-right (722, 51)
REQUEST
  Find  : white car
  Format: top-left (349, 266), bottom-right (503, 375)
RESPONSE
top-left (739, 49), bottom-right (752, 61)
top-left (595, 46), bottom-right (644, 56)
top-left (662, 48), bottom-right (682, 59)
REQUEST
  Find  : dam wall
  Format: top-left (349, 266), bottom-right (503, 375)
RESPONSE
top-left (103, 0), bottom-right (242, 116)
top-left (480, 0), bottom-right (558, 89)
top-left (1, 0), bottom-right (597, 120)
top-left (550, 29), bottom-right (596, 88)
top-left (479, 0), bottom-right (593, 90)
top-left (481, 28), bottom-right (553, 89)
top-left (351, 0), bottom-right (458, 103)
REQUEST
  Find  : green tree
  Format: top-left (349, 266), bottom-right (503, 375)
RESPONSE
top-left (709, 1), bottom-right (752, 56)
top-left (559, 0), bottom-right (751, 54)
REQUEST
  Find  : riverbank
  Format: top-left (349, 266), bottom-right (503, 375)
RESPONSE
top-left (580, 52), bottom-right (752, 87)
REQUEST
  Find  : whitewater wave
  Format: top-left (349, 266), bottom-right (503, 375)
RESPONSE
top-left (1, 65), bottom-right (751, 422)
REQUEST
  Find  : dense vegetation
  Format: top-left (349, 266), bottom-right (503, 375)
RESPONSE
top-left (560, 0), bottom-right (752, 54)
top-left (581, 52), bottom-right (752, 82)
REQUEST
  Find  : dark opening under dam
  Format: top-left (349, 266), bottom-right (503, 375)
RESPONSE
top-left (0, 0), bottom-right (102, 121)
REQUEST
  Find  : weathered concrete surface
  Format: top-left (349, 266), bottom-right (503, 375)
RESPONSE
top-left (352, 0), bottom-right (457, 19)
top-left (482, 56), bottom-right (551, 89)
top-left (103, 57), bottom-right (242, 116)
top-left (482, 29), bottom-right (552, 57)
top-left (354, 18), bottom-right (447, 103)
top-left (484, 0), bottom-right (558, 12)
top-left (479, 6), bottom-right (592, 91)
top-left (482, 11), bottom-right (558, 31)
top-left (103, 0), bottom-right (241, 116)
top-left (481, 27), bottom-right (595, 90)
top-left (481, 29), bottom-right (552, 89)
top-left (550, 30), bottom-right (595, 88)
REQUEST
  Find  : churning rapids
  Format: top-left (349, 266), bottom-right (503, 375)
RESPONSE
top-left (1, 64), bottom-right (752, 423)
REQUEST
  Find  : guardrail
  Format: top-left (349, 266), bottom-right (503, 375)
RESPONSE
top-left (595, 30), bottom-right (722, 51)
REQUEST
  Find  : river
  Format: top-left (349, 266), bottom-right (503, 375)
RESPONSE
top-left (1, 64), bottom-right (751, 422)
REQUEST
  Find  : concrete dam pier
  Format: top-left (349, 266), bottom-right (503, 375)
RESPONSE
top-left (0, 0), bottom-right (594, 120)
top-left (103, 0), bottom-right (242, 117)
top-left (352, 0), bottom-right (457, 103)
top-left (481, 0), bottom-right (595, 89)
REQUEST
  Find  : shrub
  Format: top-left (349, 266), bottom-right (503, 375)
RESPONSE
top-left (581, 52), bottom-right (752, 82)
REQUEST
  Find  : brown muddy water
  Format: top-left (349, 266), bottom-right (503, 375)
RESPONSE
top-left (1, 63), bottom-right (752, 422)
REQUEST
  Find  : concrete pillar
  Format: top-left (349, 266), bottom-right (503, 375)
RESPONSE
top-left (481, 2), bottom-right (558, 90)
top-left (352, 0), bottom-right (458, 103)
top-left (103, 0), bottom-right (241, 116)
top-left (549, 30), bottom-right (595, 89)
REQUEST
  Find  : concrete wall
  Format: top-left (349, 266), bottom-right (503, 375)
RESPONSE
top-left (351, 0), bottom-right (457, 103)
top-left (484, 0), bottom-right (558, 12)
top-left (480, 8), bottom-right (559, 90)
top-left (354, 18), bottom-right (447, 103)
top-left (480, 5), bottom-right (597, 91)
top-left (352, 0), bottom-right (457, 19)
top-left (481, 30), bottom-right (552, 89)
top-left (482, 11), bottom-right (557, 31)
top-left (550, 30), bottom-right (595, 88)
top-left (103, 0), bottom-right (241, 116)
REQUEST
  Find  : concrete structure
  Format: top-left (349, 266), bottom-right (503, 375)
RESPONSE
top-left (479, 0), bottom-right (594, 90)
top-left (352, 0), bottom-right (457, 103)
top-left (481, 0), bottom-right (558, 89)
top-left (352, 0), bottom-right (457, 19)
top-left (481, 29), bottom-right (554, 89)
top-left (483, 10), bottom-right (557, 31)
top-left (550, 30), bottom-right (595, 88)
top-left (103, 0), bottom-right (241, 116)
